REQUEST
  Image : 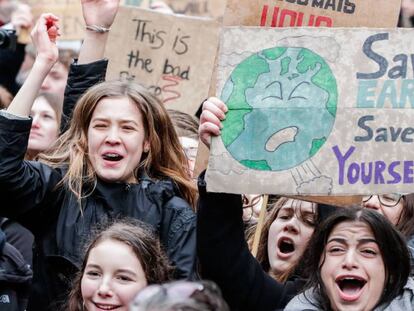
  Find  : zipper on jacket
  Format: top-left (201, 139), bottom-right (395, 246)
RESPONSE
top-left (125, 184), bottom-right (131, 191)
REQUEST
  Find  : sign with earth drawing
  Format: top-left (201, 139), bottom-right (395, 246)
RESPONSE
top-left (206, 27), bottom-right (414, 195)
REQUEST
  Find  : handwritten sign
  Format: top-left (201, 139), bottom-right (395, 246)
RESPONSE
top-left (223, 0), bottom-right (401, 27)
top-left (104, 6), bottom-right (220, 114)
top-left (23, 0), bottom-right (84, 40)
top-left (206, 27), bottom-right (414, 195)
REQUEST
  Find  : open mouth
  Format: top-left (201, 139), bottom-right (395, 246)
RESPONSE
top-left (102, 153), bottom-right (124, 162)
top-left (336, 276), bottom-right (367, 301)
top-left (278, 237), bottom-right (295, 254)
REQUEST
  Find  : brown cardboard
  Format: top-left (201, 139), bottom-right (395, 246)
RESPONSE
top-left (207, 27), bottom-right (414, 195)
top-left (120, 0), bottom-right (226, 19)
top-left (104, 6), bottom-right (220, 115)
top-left (166, 0), bottom-right (226, 19)
top-left (224, 0), bottom-right (401, 28)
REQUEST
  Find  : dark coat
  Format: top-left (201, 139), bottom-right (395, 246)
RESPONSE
top-left (197, 173), bottom-right (305, 311)
top-left (0, 43), bottom-right (25, 96)
top-left (0, 60), bottom-right (197, 310)
top-left (0, 228), bottom-right (32, 311)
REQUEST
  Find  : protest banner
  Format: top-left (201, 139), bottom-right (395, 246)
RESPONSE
top-left (166, 0), bottom-right (226, 19)
top-left (206, 27), bottom-right (414, 195)
top-left (104, 6), bottom-right (220, 114)
top-left (198, 1), bottom-right (400, 191)
top-left (23, 0), bottom-right (84, 40)
top-left (120, 0), bottom-right (225, 19)
top-left (223, 0), bottom-right (401, 28)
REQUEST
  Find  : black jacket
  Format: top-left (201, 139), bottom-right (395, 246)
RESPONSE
top-left (197, 173), bottom-right (305, 311)
top-left (0, 43), bottom-right (26, 96)
top-left (0, 60), bottom-right (197, 310)
top-left (0, 228), bottom-right (32, 311)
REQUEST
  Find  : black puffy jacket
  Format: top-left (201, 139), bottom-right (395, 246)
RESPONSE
top-left (0, 60), bottom-right (197, 310)
top-left (197, 173), bottom-right (304, 311)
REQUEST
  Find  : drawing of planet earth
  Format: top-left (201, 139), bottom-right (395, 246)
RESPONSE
top-left (220, 47), bottom-right (338, 171)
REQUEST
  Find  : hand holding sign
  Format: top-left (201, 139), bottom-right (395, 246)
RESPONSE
top-left (81, 0), bottom-right (121, 28)
top-left (199, 98), bottom-right (228, 148)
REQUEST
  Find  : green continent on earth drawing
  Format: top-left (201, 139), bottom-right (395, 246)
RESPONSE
top-left (220, 46), bottom-right (338, 171)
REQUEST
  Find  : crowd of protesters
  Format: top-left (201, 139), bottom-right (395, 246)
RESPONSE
top-left (0, 0), bottom-right (413, 310)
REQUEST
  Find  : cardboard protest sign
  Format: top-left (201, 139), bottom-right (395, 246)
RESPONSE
top-left (120, 0), bottom-right (225, 19)
top-left (104, 6), bottom-right (220, 114)
top-left (206, 27), bottom-right (414, 195)
top-left (166, 0), bottom-right (226, 19)
top-left (23, 0), bottom-right (84, 40)
top-left (196, 2), bottom-right (401, 184)
top-left (223, 0), bottom-right (401, 28)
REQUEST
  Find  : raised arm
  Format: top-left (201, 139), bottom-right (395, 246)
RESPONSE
top-left (78, 0), bottom-right (120, 64)
top-left (7, 14), bottom-right (58, 117)
top-left (60, 0), bottom-right (120, 132)
top-left (0, 15), bottom-right (63, 229)
top-left (197, 99), bottom-right (303, 310)
top-left (197, 174), bottom-right (303, 311)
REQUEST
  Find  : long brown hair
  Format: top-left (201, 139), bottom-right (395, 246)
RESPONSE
top-left (167, 109), bottom-right (199, 140)
top-left (67, 219), bottom-right (172, 311)
top-left (39, 81), bottom-right (196, 207)
top-left (246, 197), bottom-right (317, 282)
top-left (396, 194), bottom-right (414, 238)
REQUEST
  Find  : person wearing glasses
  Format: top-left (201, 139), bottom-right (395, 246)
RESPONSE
top-left (363, 193), bottom-right (414, 272)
